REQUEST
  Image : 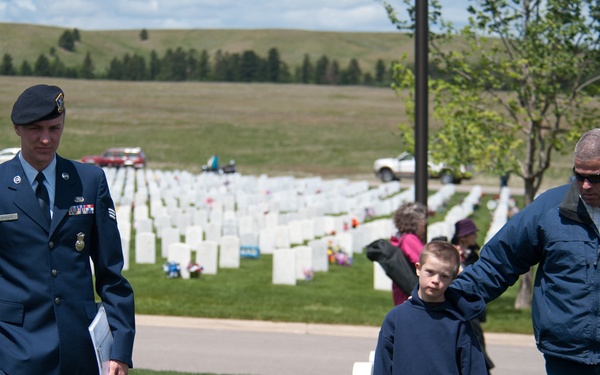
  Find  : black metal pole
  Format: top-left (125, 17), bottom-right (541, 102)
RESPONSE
top-left (415, 0), bottom-right (428, 209)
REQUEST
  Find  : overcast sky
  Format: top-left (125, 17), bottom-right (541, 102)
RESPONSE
top-left (0, 0), bottom-right (470, 32)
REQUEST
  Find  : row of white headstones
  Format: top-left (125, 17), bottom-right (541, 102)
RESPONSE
top-left (104, 167), bottom-right (511, 287)
top-left (100, 167), bottom-right (513, 374)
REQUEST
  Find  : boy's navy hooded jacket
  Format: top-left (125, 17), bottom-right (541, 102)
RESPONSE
top-left (373, 286), bottom-right (488, 375)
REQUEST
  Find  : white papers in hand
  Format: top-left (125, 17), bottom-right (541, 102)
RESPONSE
top-left (88, 303), bottom-right (113, 375)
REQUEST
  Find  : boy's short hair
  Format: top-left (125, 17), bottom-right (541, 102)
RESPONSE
top-left (419, 240), bottom-right (461, 278)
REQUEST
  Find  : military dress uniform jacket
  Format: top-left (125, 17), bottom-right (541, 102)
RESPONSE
top-left (0, 155), bottom-right (135, 374)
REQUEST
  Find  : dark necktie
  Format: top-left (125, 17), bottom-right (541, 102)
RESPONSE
top-left (35, 172), bottom-right (51, 224)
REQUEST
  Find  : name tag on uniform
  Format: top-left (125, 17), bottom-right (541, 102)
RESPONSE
top-left (0, 213), bottom-right (18, 221)
top-left (69, 204), bottom-right (95, 215)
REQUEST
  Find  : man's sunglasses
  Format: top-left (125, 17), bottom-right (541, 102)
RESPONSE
top-left (573, 168), bottom-right (600, 184)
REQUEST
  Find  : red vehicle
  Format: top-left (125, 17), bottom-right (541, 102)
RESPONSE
top-left (81, 147), bottom-right (146, 169)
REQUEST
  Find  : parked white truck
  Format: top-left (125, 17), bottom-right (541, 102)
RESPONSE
top-left (373, 151), bottom-right (473, 184)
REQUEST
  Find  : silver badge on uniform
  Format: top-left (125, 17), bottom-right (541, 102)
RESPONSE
top-left (13, 175), bottom-right (21, 184)
top-left (75, 232), bottom-right (85, 252)
top-left (74, 196), bottom-right (84, 203)
top-left (62, 173), bottom-right (69, 180)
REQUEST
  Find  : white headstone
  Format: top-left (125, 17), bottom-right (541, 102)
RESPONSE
top-left (294, 246), bottom-right (313, 280)
top-left (373, 262), bottom-right (392, 291)
top-left (323, 216), bottom-right (335, 235)
top-left (205, 222), bottom-right (222, 244)
top-left (240, 232), bottom-right (258, 247)
top-left (308, 239), bottom-right (328, 272)
top-left (196, 241), bottom-right (218, 275)
top-left (133, 204), bottom-right (149, 222)
top-left (259, 228), bottom-right (276, 255)
top-left (175, 211), bottom-right (192, 235)
top-left (209, 206), bottom-right (223, 225)
top-left (350, 226), bottom-right (366, 254)
top-left (300, 219), bottom-right (315, 241)
top-left (153, 214), bottom-right (172, 238)
top-left (116, 205), bottom-right (132, 224)
top-left (238, 215), bottom-right (255, 235)
top-left (265, 212), bottom-right (279, 229)
top-left (336, 232), bottom-right (353, 256)
top-left (288, 220), bottom-right (303, 245)
top-left (135, 218), bottom-right (153, 234)
top-left (161, 227), bottom-right (181, 258)
top-left (219, 235), bottom-right (240, 268)
top-left (275, 225), bottom-right (290, 249)
top-left (193, 209), bottom-right (209, 228)
top-left (312, 216), bottom-right (326, 238)
top-left (352, 362), bottom-right (374, 375)
top-left (118, 220), bottom-right (131, 242)
top-left (167, 243), bottom-right (192, 279)
top-left (185, 225), bottom-right (203, 251)
top-left (135, 232), bottom-right (156, 264)
top-left (222, 218), bottom-right (238, 237)
top-left (149, 199), bottom-right (164, 218)
top-left (121, 237), bottom-right (130, 271)
top-left (272, 248), bottom-right (296, 285)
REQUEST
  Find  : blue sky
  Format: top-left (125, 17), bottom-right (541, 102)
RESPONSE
top-left (0, 0), bottom-right (470, 32)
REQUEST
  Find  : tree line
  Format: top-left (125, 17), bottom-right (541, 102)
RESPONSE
top-left (0, 46), bottom-right (396, 86)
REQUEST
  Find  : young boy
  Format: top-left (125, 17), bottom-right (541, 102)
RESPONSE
top-left (373, 241), bottom-right (488, 375)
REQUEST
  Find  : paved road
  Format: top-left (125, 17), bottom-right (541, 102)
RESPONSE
top-left (133, 315), bottom-right (545, 375)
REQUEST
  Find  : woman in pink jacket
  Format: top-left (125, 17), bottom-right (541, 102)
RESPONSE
top-left (389, 202), bottom-right (428, 305)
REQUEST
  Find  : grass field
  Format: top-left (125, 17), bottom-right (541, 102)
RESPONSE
top-left (0, 76), bottom-right (573, 189)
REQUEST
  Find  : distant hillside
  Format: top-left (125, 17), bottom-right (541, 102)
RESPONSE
top-left (0, 23), bottom-right (417, 75)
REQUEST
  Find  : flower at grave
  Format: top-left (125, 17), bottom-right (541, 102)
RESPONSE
top-left (327, 241), bottom-right (339, 264)
top-left (351, 217), bottom-right (359, 228)
top-left (327, 248), bottom-right (335, 264)
top-left (162, 261), bottom-right (181, 278)
top-left (303, 268), bottom-right (314, 281)
top-left (187, 262), bottom-right (203, 278)
top-left (335, 251), bottom-right (352, 267)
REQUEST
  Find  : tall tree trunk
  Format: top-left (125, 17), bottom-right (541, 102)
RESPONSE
top-left (514, 177), bottom-right (537, 309)
top-left (514, 267), bottom-right (535, 309)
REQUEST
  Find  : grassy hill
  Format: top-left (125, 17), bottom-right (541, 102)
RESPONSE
top-left (0, 76), bottom-right (406, 177)
top-left (0, 23), bottom-right (418, 75)
top-left (0, 76), bottom-right (574, 191)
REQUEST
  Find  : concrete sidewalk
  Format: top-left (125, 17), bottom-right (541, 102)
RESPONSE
top-left (133, 315), bottom-right (545, 375)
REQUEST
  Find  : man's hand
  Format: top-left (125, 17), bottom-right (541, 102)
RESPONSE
top-left (109, 360), bottom-right (129, 375)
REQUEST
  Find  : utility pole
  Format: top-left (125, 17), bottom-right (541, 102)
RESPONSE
top-left (415, 0), bottom-right (428, 211)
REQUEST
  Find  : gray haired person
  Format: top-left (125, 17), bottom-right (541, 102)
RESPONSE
top-left (452, 128), bottom-right (600, 374)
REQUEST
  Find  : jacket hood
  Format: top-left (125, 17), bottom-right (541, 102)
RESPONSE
top-left (410, 285), bottom-right (485, 322)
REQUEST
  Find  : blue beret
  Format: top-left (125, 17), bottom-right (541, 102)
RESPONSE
top-left (11, 84), bottom-right (65, 125)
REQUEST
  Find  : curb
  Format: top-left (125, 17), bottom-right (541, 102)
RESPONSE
top-left (136, 314), bottom-right (536, 346)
